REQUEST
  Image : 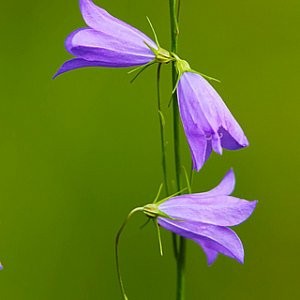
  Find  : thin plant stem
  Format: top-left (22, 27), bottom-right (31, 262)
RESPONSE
top-left (169, 1), bottom-right (186, 300)
top-left (115, 207), bottom-right (144, 300)
top-left (156, 63), bottom-right (169, 196)
top-left (157, 61), bottom-right (180, 261)
top-left (169, 0), bottom-right (181, 192)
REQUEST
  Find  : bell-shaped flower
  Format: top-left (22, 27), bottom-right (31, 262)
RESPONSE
top-left (175, 59), bottom-right (249, 171)
top-left (55, 0), bottom-right (171, 77)
top-left (143, 169), bottom-right (257, 265)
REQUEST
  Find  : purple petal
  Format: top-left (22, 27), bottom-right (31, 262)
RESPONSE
top-left (79, 0), bottom-right (157, 50)
top-left (159, 195), bottom-right (257, 226)
top-left (177, 75), bottom-right (213, 171)
top-left (177, 72), bottom-right (249, 171)
top-left (219, 127), bottom-right (248, 150)
top-left (158, 218), bottom-right (244, 264)
top-left (217, 109), bottom-right (249, 150)
top-left (177, 72), bottom-right (222, 140)
top-left (53, 58), bottom-right (111, 78)
top-left (212, 134), bottom-right (223, 155)
top-left (195, 235), bottom-right (241, 265)
top-left (65, 28), bottom-right (155, 67)
top-left (161, 169), bottom-right (235, 204)
top-left (187, 133), bottom-right (212, 171)
top-left (198, 243), bottom-right (218, 265)
top-left (201, 168), bottom-right (236, 197)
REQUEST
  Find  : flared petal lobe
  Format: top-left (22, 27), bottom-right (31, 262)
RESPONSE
top-left (55, 0), bottom-right (157, 77)
top-left (79, 0), bottom-right (157, 49)
top-left (194, 168), bottom-right (236, 198)
top-left (177, 72), bottom-right (249, 171)
top-left (159, 195), bottom-right (257, 226)
top-left (158, 218), bottom-right (245, 264)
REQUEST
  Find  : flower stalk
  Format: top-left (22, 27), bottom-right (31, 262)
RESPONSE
top-left (169, 1), bottom-right (186, 299)
top-left (156, 63), bottom-right (169, 195)
top-left (115, 207), bottom-right (144, 300)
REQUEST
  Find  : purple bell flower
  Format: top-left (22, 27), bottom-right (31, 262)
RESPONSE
top-left (175, 60), bottom-right (249, 171)
top-left (144, 169), bottom-right (257, 265)
top-left (55, 0), bottom-right (170, 77)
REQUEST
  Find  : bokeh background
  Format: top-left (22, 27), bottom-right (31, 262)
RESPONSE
top-left (0, 0), bottom-right (299, 299)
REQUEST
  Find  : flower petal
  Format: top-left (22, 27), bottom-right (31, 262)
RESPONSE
top-left (195, 236), bottom-right (241, 265)
top-left (202, 168), bottom-right (236, 197)
top-left (79, 0), bottom-right (157, 49)
top-left (160, 169), bottom-right (235, 205)
top-left (219, 126), bottom-right (248, 150)
top-left (177, 73), bottom-right (214, 171)
top-left (200, 76), bottom-right (249, 149)
top-left (158, 218), bottom-right (244, 264)
top-left (177, 72), bottom-right (222, 135)
top-left (65, 28), bottom-right (155, 67)
top-left (159, 194), bottom-right (257, 226)
top-left (53, 58), bottom-right (109, 78)
top-left (187, 132), bottom-right (212, 171)
top-left (197, 242), bottom-right (219, 265)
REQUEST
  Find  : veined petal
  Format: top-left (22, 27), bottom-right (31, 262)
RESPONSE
top-left (201, 168), bottom-right (235, 197)
top-left (158, 218), bottom-right (244, 264)
top-left (177, 74), bottom-right (213, 171)
top-left (219, 126), bottom-right (249, 150)
top-left (66, 28), bottom-right (155, 66)
top-left (159, 195), bottom-right (257, 226)
top-left (177, 72), bottom-right (221, 134)
top-left (212, 134), bottom-right (223, 155)
top-left (195, 236), bottom-right (241, 265)
top-left (53, 58), bottom-right (114, 78)
top-left (198, 243), bottom-right (219, 265)
top-left (79, 0), bottom-right (157, 50)
top-left (187, 133), bottom-right (212, 171)
top-left (190, 73), bottom-right (249, 150)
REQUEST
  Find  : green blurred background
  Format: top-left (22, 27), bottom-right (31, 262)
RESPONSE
top-left (0, 0), bottom-right (299, 299)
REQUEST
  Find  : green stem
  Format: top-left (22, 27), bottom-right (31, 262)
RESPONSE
top-left (115, 207), bottom-right (144, 300)
top-left (156, 63), bottom-right (169, 195)
top-left (169, 0), bottom-right (181, 191)
top-left (169, 1), bottom-right (186, 300)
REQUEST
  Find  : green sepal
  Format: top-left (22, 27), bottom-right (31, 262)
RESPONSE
top-left (145, 17), bottom-right (174, 64)
top-left (143, 203), bottom-right (172, 219)
top-left (144, 41), bottom-right (174, 64)
top-left (128, 61), bottom-right (155, 83)
top-left (189, 69), bottom-right (221, 83)
top-left (174, 55), bottom-right (220, 85)
top-left (155, 187), bottom-right (187, 205)
top-left (154, 220), bottom-right (164, 256)
top-left (146, 16), bottom-right (160, 47)
top-left (174, 56), bottom-right (192, 76)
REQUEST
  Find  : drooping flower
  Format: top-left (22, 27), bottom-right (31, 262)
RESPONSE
top-left (54, 0), bottom-right (171, 77)
top-left (143, 169), bottom-right (257, 265)
top-left (175, 59), bottom-right (249, 171)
